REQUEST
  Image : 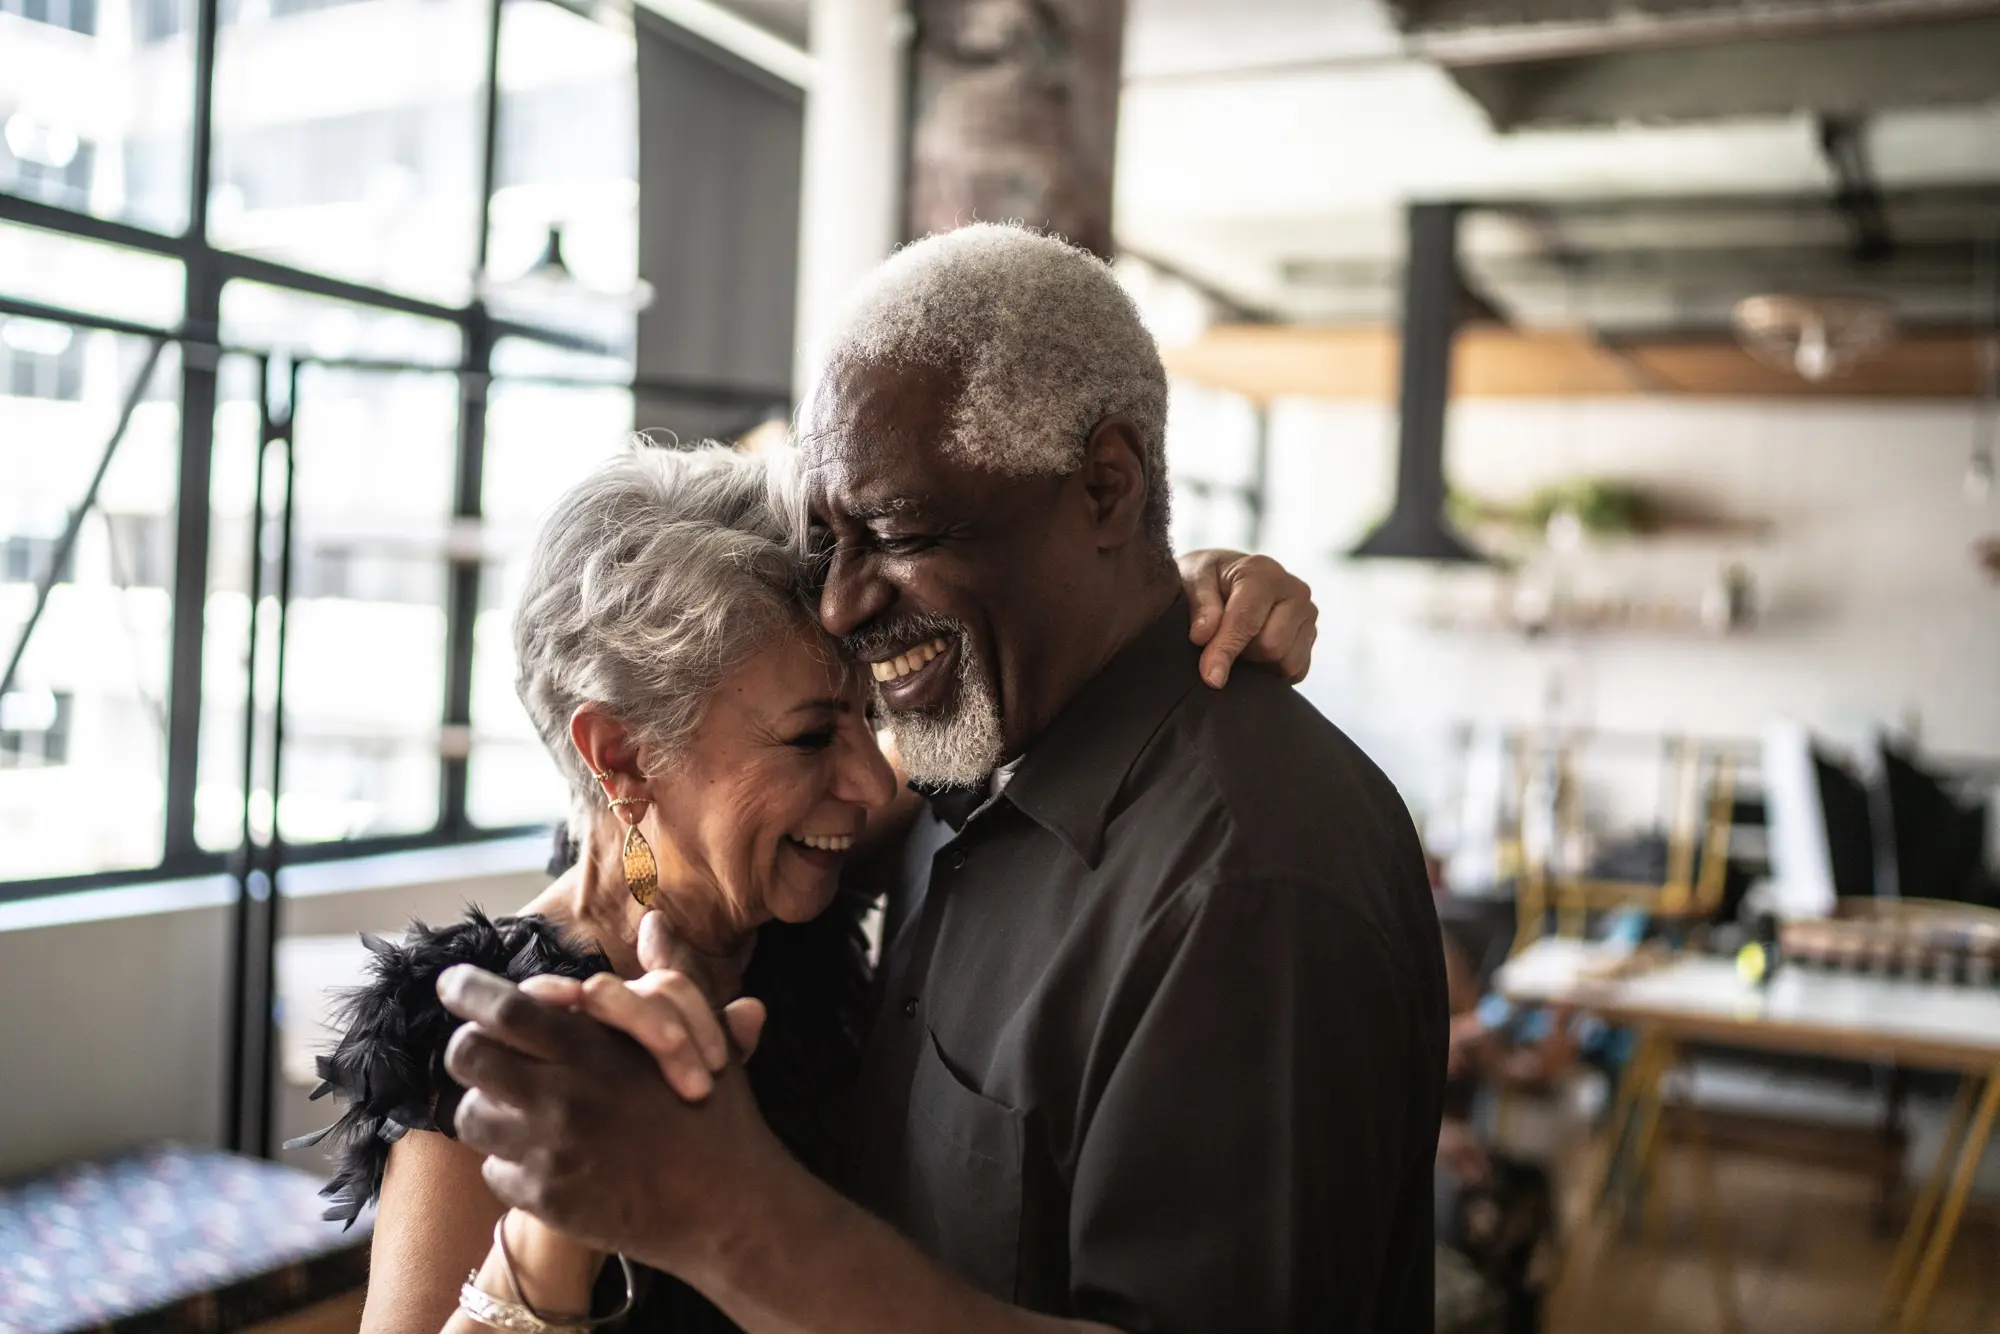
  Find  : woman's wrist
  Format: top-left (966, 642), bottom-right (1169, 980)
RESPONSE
top-left (473, 1210), bottom-right (604, 1316)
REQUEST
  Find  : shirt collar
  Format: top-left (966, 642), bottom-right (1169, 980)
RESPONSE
top-left (999, 593), bottom-right (1200, 868)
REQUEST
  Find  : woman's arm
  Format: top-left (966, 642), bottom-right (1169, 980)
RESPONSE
top-left (363, 1130), bottom-right (605, 1334)
top-left (297, 913), bottom-right (621, 1334)
top-left (360, 1132), bottom-right (506, 1334)
top-left (445, 1213), bottom-right (604, 1334)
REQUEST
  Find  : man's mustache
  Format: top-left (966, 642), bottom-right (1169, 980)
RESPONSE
top-left (843, 612), bottom-right (963, 662)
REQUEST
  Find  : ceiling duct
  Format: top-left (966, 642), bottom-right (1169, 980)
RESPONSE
top-left (1352, 203), bottom-right (1488, 563)
top-left (1393, 1), bottom-right (2000, 131)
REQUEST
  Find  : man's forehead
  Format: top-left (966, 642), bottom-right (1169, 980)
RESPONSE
top-left (800, 357), bottom-right (969, 514)
top-left (802, 450), bottom-right (963, 526)
top-left (804, 358), bottom-right (960, 446)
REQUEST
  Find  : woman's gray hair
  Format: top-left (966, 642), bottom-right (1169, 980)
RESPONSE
top-left (513, 441), bottom-right (814, 835)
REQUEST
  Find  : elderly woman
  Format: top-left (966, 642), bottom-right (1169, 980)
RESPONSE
top-left (305, 442), bottom-right (1316, 1334)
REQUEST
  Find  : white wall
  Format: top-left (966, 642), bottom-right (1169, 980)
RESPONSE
top-left (0, 840), bottom-right (550, 1180)
top-left (0, 887), bottom-right (233, 1181)
top-left (1253, 396), bottom-right (2000, 833)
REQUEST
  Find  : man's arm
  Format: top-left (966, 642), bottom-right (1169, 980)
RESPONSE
top-left (436, 864), bottom-right (1442, 1333)
top-left (436, 967), bottom-right (1116, 1334)
top-left (691, 1159), bottom-right (1118, 1334)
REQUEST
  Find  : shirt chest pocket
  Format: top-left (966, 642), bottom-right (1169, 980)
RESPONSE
top-left (902, 1028), bottom-right (1025, 1303)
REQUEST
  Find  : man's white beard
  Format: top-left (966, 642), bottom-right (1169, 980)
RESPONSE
top-left (882, 643), bottom-right (1005, 789)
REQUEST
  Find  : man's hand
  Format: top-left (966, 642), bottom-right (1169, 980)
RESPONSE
top-left (437, 964), bottom-right (785, 1279)
top-left (1176, 549), bottom-right (1318, 687)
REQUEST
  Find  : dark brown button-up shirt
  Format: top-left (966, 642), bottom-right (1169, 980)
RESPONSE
top-left (846, 597), bottom-right (1448, 1333)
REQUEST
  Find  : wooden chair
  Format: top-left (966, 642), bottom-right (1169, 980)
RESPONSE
top-left (1511, 733), bottom-right (1740, 956)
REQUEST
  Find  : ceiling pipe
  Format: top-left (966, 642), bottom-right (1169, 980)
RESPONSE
top-left (1352, 202), bottom-right (1488, 563)
top-left (1818, 115), bottom-right (1894, 264)
top-left (1398, 0), bottom-right (2000, 67)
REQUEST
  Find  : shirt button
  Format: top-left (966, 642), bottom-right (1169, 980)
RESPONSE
top-left (949, 850), bottom-right (968, 870)
top-left (901, 996), bottom-right (920, 1019)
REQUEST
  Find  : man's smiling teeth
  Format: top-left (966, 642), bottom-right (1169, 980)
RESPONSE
top-left (871, 637), bottom-right (951, 683)
top-left (791, 833), bottom-right (854, 852)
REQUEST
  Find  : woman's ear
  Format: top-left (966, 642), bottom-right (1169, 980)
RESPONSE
top-left (570, 705), bottom-right (641, 796)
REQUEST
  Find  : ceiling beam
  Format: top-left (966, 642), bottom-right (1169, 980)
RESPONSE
top-left (1160, 322), bottom-right (1992, 401)
top-left (1395, 0), bottom-right (2000, 67)
top-left (1442, 13), bottom-right (2000, 129)
top-left (1470, 183), bottom-right (2000, 219)
top-left (1281, 239), bottom-right (1993, 294)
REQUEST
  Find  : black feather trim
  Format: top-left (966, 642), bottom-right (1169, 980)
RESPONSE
top-left (288, 908), bottom-right (613, 1227)
top-left (291, 892), bottom-right (877, 1230)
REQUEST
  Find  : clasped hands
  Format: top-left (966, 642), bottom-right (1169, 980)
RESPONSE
top-left (437, 912), bottom-right (779, 1282)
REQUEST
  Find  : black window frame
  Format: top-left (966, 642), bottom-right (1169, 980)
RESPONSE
top-left (0, 0), bottom-right (788, 907)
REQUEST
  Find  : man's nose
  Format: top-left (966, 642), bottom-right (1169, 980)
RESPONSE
top-left (819, 547), bottom-right (893, 639)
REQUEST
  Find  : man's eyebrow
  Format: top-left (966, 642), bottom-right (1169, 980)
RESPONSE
top-left (786, 697), bottom-right (852, 716)
top-left (843, 496), bottom-right (927, 522)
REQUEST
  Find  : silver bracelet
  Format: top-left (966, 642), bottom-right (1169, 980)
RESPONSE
top-left (457, 1217), bottom-right (638, 1333)
top-left (459, 1279), bottom-right (586, 1334)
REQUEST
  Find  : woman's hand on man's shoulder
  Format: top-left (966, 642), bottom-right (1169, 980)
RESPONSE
top-left (1176, 548), bottom-right (1319, 687)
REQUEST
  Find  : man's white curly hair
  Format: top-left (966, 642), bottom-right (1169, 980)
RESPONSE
top-left (815, 222), bottom-right (1172, 557)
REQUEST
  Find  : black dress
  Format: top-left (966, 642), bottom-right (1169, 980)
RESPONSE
top-left (293, 833), bottom-right (875, 1332)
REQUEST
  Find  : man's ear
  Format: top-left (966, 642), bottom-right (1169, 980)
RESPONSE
top-left (1079, 416), bottom-right (1150, 552)
top-left (570, 705), bottom-right (642, 791)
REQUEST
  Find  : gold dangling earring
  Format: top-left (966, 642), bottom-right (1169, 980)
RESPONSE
top-left (609, 796), bottom-right (657, 907)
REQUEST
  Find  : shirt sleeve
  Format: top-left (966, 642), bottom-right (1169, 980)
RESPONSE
top-left (1066, 875), bottom-right (1444, 1334)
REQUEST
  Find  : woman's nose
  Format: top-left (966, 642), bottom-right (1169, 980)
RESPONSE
top-left (833, 722), bottom-right (899, 810)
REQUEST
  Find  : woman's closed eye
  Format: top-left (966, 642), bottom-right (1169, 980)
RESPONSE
top-left (786, 725), bottom-right (838, 753)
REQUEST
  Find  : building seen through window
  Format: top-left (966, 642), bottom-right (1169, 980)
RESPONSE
top-left (1, 0), bottom-right (97, 36)
top-left (0, 318), bottom-right (179, 880)
top-left (0, 0), bottom-right (641, 885)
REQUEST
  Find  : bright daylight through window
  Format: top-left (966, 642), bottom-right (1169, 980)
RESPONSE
top-left (0, 0), bottom-right (643, 893)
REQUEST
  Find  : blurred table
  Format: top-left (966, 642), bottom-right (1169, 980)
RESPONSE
top-left (1497, 938), bottom-right (2000, 1334)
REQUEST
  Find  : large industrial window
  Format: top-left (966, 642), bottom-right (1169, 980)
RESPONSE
top-left (0, 0), bottom-right (786, 901)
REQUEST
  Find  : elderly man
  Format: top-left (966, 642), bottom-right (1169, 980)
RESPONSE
top-left (441, 225), bottom-right (1446, 1332)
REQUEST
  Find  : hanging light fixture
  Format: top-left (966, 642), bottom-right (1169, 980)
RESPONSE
top-left (478, 224), bottom-right (656, 314)
top-left (1732, 293), bottom-right (1897, 383)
